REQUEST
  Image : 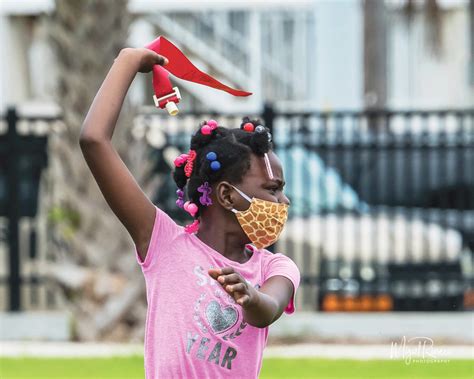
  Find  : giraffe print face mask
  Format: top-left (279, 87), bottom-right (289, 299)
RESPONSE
top-left (230, 184), bottom-right (289, 250)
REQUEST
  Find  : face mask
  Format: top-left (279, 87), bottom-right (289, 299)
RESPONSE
top-left (230, 184), bottom-right (289, 250)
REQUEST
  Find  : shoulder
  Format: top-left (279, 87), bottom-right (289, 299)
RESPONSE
top-left (135, 205), bottom-right (184, 271)
top-left (259, 250), bottom-right (301, 314)
top-left (256, 248), bottom-right (300, 277)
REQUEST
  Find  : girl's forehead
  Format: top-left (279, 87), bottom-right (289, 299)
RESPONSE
top-left (247, 152), bottom-right (284, 182)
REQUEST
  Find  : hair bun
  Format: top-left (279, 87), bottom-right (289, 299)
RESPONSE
top-left (240, 116), bottom-right (264, 130)
top-left (190, 120), bottom-right (223, 151)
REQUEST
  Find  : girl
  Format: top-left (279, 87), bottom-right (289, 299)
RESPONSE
top-left (80, 47), bottom-right (300, 378)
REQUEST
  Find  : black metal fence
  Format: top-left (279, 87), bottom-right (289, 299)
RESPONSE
top-left (0, 108), bottom-right (55, 311)
top-left (265, 108), bottom-right (474, 312)
top-left (142, 106), bottom-right (474, 312)
top-left (1, 105), bottom-right (473, 312)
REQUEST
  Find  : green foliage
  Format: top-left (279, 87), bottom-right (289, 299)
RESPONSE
top-left (47, 204), bottom-right (81, 239)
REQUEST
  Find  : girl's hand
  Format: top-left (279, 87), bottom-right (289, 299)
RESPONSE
top-left (208, 267), bottom-right (259, 308)
top-left (116, 47), bottom-right (169, 73)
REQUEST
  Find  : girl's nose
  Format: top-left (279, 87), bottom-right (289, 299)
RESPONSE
top-left (281, 193), bottom-right (291, 206)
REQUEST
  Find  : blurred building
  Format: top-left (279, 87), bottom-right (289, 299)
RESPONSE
top-left (0, 0), bottom-right (473, 318)
top-left (0, 0), bottom-right (473, 115)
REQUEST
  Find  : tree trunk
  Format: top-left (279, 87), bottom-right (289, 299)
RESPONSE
top-left (43, 0), bottom-right (154, 341)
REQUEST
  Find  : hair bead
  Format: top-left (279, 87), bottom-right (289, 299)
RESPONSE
top-left (176, 188), bottom-right (185, 208)
top-left (206, 151), bottom-right (221, 171)
top-left (201, 124), bottom-right (212, 135)
top-left (210, 161), bottom-right (221, 171)
top-left (207, 119), bottom-right (218, 129)
top-left (243, 122), bottom-right (255, 132)
top-left (183, 201), bottom-right (198, 217)
top-left (206, 152), bottom-right (217, 161)
top-left (174, 153), bottom-right (189, 167)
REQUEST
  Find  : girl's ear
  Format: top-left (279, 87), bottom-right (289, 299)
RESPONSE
top-left (215, 181), bottom-right (235, 210)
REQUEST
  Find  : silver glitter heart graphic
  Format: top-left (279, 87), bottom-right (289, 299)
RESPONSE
top-left (205, 300), bottom-right (238, 333)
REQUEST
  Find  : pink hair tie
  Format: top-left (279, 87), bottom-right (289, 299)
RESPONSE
top-left (184, 219), bottom-right (200, 234)
top-left (184, 149), bottom-right (197, 177)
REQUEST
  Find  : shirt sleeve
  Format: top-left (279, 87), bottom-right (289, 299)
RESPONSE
top-left (134, 205), bottom-right (182, 272)
top-left (264, 253), bottom-right (301, 314)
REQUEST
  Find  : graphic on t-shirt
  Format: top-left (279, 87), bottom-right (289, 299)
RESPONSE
top-left (186, 264), bottom-right (262, 370)
top-left (206, 300), bottom-right (238, 333)
top-left (192, 265), bottom-right (241, 337)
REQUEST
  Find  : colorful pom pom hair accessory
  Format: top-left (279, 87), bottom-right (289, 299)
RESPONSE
top-left (206, 151), bottom-right (221, 171)
top-left (201, 119), bottom-right (218, 135)
top-left (145, 36), bottom-right (252, 116)
top-left (174, 153), bottom-right (188, 167)
top-left (242, 122), bottom-right (255, 132)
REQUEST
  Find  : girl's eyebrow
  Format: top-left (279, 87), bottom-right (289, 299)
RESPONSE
top-left (268, 179), bottom-right (286, 187)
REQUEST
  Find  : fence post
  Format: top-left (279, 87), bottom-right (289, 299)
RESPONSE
top-left (262, 103), bottom-right (277, 253)
top-left (262, 102), bottom-right (274, 132)
top-left (470, 0), bottom-right (474, 85)
top-left (6, 107), bottom-right (21, 311)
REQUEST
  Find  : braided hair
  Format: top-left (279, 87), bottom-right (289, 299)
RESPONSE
top-left (172, 117), bottom-right (273, 233)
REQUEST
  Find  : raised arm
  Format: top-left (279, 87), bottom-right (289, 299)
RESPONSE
top-left (79, 48), bottom-right (169, 261)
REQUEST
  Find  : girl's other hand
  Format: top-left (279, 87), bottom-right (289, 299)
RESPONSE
top-left (208, 267), bottom-right (259, 308)
top-left (116, 47), bottom-right (169, 73)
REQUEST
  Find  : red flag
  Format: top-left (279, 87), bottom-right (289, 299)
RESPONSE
top-left (146, 36), bottom-right (252, 97)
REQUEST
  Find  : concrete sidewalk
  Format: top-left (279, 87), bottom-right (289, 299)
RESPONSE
top-left (1, 341), bottom-right (473, 360)
top-left (3, 311), bottom-right (473, 344)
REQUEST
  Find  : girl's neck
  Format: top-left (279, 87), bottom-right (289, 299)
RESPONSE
top-left (195, 223), bottom-right (252, 264)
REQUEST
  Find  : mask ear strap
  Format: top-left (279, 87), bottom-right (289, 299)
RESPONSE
top-left (230, 184), bottom-right (252, 203)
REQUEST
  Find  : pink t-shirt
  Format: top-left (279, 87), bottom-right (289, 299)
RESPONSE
top-left (134, 206), bottom-right (300, 379)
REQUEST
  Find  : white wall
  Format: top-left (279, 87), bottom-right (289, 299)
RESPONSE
top-left (0, 0), bottom-right (472, 114)
top-left (0, 16), bottom-right (31, 113)
top-left (313, 0), bottom-right (363, 110)
top-left (388, 5), bottom-right (474, 108)
top-left (0, 14), bottom-right (59, 116)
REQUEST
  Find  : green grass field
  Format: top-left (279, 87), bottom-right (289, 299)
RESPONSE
top-left (1, 357), bottom-right (472, 379)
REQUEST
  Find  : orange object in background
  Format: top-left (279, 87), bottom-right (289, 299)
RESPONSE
top-left (343, 296), bottom-right (359, 312)
top-left (322, 294), bottom-right (341, 312)
top-left (359, 295), bottom-right (374, 311)
top-left (321, 294), bottom-right (394, 312)
top-left (463, 289), bottom-right (474, 310)
top-left (374, 294), bottom-right (393, 311)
